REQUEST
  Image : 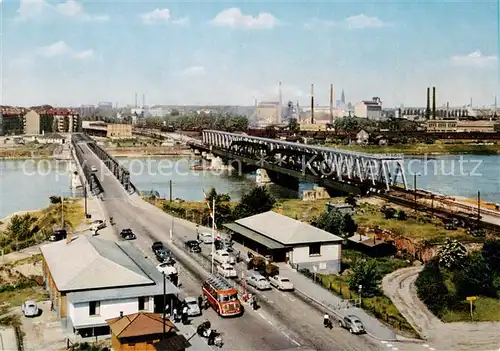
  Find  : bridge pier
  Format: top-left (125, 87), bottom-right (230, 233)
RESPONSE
top-left (267, 170), bottom-right (299, 191)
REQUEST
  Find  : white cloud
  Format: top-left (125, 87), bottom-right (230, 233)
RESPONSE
top-left (15, 0), bottom-right (109, 22)
top-left (451, 51), bottom-right (497, 69)
top-left (179, 66), bottom-right (205, 76)
top-left (305, 14), bottom-right (387, 30)
top-left (141, 8), bottom-right (170, 24)
top-left (37, 41), bottom-right (94, 59)
top-left (210, 8), bottom-right (278, 29)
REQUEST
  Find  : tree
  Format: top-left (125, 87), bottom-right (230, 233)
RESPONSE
top-left (397, 210), bottom-right (407, 220)
top-left (345, 194), bottom-right (357, 207)
top-left (49, 196), bottom-right (61, 204)
top-left (438, 239), bottom-right (467, 270)
top-left (348, 259), bottom-right (380, 297)
top-left (233, 186), bottom-right (276, 219)
top-left (481, 240), bottom-right (500, 271)
top-left (288, 118), bottom-right (300, 133)
top-left (454, 252), bottom-right (495, 298)
top-left (6, 213), bottom-right (35, 243)
top-left (312, 210), bottom-right (357, 239)
top-left (415, 259), bottom-right (450, 315)
top-left (203, 187), bottom-right (233, 227)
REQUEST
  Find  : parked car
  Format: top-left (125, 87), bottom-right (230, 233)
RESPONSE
top-left (212, 250), bottom-right (235, 265)
top-left (217, 263), bottom-right (237, 278)
top-left (198, 230), bottom-right (214, 244)
top-left (185, 240), bottom-right (201, 253)
top-left (120, 229), bottom-right (136, 240)
top-left (184, 296), bottom-right (201, 316)
top-left (339, 315), bottom-right (365, 334)
top-left (156, 262), bottom-right (178, 276)
top-left (269, 275), bottom-right (294, 291)
top-left (91, 166), bottom-right (97, 172)
top-left (155, 248), bottom-right (174, 263)
top-left (90, 220), bottom-right (106, 232)
top-left (247, 273), bottom-right (271, 290)
top-left (49, 229), bottom-right (67, 242)
top-left (21, 300), bottom-right (39, 317)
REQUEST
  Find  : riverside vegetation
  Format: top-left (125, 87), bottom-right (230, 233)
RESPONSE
top-left (149, 187), bottom-right (418, 335)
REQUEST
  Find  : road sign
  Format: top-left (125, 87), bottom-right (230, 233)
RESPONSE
top-left (466, 296), bottom-right (477, 301)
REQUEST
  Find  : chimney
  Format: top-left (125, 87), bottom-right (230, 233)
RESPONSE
top-left (142, 94), bottom-right (146, 108)
top-left (329, 84), bottom-right (334, 124)
top-left (120, 311), bottom-right (123, 318)
top-left (310, 84), bottom-right (315, 124)
top-left (432, 87), bottom-right (436, 119)
top-left (426, 87), bottom-right (431, 119)
top-left (135, 93), bottom-right (138, 108)
top-left (278, 81), bottom-right (283, 123)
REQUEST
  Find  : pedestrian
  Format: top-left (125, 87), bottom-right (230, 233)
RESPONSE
top-left (252, 295), bottom-right (258, 310)
top-left (182, 305), bottom-right (189, 324)
top-left (323, 313), bottom-right (330, 327)
top-left (198, 295), bottom-right (203, 309)
top-left (202, 294), bottom-right (208, 310)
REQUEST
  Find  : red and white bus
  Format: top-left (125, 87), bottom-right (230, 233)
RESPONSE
top-left (202, 275), bottom-right (243, 317)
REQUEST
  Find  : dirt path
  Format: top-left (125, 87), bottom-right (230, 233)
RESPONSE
top-left (383, 266), bottom-right (500, 351)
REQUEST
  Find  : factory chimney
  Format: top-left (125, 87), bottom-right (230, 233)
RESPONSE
top-left (329, 84), bottom-right (334, 124)
top-left (278, 81), bottom-right (283, 124)
top-left (142, 94), bottom-right (146, 108)
top-left (432, 87), bottom-right (436, 119)
top-left (425, 87), bottom-right (431, 119)
top-left (135, 93), bottom-right (138, 108)
top-left (310, 84), bottom-right (315, 124)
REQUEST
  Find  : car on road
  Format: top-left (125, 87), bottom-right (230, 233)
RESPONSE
top-left (49, 229), bottom-right (67, 242)
top-left (156, 262), bottom-right (178, 276)
top-left (217, 263), bottom-right (237, 278)
top-left (198, 230), bottom-right (213, 244)
top-left (247, 273), bottom-right (271, 290)
top-left (91, 166), bottom-right (97, 172)
top-left (338, 315), bottom-right (365, 334)
top-left (184, 296), bottom-right (201, 316)
top-left (90, 220), bottom-right (106, 232)
top-left (212, 250), bottom-right (235, 265)
top-left (21, 300), bottom-right (39, 317)
top-left (120, 228), bottom-right (136, 240)
top-left (185, 240), bottom-right (201, 253)
top-left (269, 275), bottom-right (294, 291)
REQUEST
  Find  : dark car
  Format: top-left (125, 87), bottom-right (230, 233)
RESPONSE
top-left (152, 241), bottom-right (164, 253)
top-left (49, 229), bottom-right (67, 242)
top-left (120, 229), bottom-right (136, 240)
top-left (185, 240), bottom-right (201, 253)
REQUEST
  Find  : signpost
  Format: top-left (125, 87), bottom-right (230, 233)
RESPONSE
top-left (466, 296), bottom-right (477, 321)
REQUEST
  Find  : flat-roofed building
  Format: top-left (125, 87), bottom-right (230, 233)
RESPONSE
top-left (426, 120), bottom-right (498, 133)
top-left (354, 98), bottom-right (383, 119)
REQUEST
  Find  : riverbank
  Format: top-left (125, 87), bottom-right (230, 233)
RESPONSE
top-left (326, 143), bottom-right (500, 155)
top-left (106, 147), bottom-right (192, 158)
top-left (0, 144), bottom-right (57, 159)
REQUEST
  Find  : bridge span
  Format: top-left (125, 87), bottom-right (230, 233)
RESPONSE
top-left (192, 130), bottom-right (408, 193)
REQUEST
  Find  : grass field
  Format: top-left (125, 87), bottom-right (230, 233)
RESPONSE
top-left (0, 143), bottom-right (57, 159)
top-left (326, 143), bottom-right (500, 155)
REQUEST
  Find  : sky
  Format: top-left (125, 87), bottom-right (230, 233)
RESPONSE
top-left (1, 0), bottom-right (499, 108)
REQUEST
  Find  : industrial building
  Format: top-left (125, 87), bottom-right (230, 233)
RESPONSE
top-left (82, 121), bottom-right (132, 138)
top-left (426, 120), bottom-right (498, 133)
top-left (354, 97), bottom-right (383, 119)
top-left (40, 235), bottom-right (180, 337)
top-left (254, 101), bottom-right (281, 126)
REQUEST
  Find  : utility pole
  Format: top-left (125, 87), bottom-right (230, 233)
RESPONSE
top-left (61, 196), bottom-right (65, 229)
top-left (413, 174), bottom-right (417, 211)
top-left (169, 180), bottom-right (172, 202)
top-left (477, 191), bottom-right (481, 222)
top-left (162, 272), bottom-right (166, 339)
top-left (211, 197), bottom-right (215, 274)
top-left (84, 182), bottom-right (88, 217)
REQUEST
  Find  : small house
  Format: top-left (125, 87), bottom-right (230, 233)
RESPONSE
top-left (356, 130), bottom-right (369, 144)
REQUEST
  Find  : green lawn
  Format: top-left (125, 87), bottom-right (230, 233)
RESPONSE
top-left (441, 297), bottom-right (500, 322)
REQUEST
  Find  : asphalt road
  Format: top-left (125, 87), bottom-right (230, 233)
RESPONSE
top-left (77, 141), bottom-right (428, 351)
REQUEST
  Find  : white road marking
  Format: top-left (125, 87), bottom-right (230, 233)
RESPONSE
top-left (258, 313), bottom-right (267, 321)
top-left (381, 341), bottom-right (388, 344)
top-left (387, 344), bottom-right (393, 348)
top-left (267, 320), bottom-right (274, 326)
top-left (429, 348), bottom-right (436, 351)
top-left (280, 292), bottom-right (286, 297)
top-left (289, 297), bottom-right (295, 302)
top-left (291, 339), bottom-right (301, 346)
top-left (280, 331), bottom-right (289, 338)
top-left (423, 345), bottom-right (429, 348)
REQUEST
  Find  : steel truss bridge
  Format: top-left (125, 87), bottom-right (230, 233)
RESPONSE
top-left (200, 130), bottom-right (408, 192)
top-left (72, 133), bottom-right (135, 193)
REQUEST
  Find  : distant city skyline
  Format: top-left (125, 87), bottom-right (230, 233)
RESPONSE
top-left (2, 1), bottom-right (498, 107)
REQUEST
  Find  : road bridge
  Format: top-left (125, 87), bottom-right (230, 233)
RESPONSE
top-left (193, 130), bottom-right (408, 194)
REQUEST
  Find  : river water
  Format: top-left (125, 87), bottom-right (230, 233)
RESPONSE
top-left (0, 155), bottom-right (499, 219)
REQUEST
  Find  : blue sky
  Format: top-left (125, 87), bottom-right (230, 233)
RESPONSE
top-left (1, 0), bottom-right (498, 107)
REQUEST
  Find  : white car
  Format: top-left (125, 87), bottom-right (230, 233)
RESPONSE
top-left (198, 230), bottom-right (213, 244)
top-left (90, 220), bottom-right (106, 232)
top-left (91, 166), bottom-right (97, 172)
top-left (213, 250), bottom-right (235, 265)
top-left (269, 275), bottom-right (294, 291)
top-left (156, 262), bottom-right (178, 276)
top-left (21, 300), bottom-right (39, 317)
top-left (217, 263), bottom-right (237, 278)
top-left (184, 296), bottom-right (201, 316)
top-left (247, 274), bottom-right (271, 290)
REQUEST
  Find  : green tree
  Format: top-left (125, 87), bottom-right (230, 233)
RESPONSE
top-left (7, 213), bottom-right (35, 243)
top-left (170, 109), bottom-right (180, 117)
top-left (438, 239), bottom-right (467, 270)
top-left (203, 187), bottom-right (233, 227)
top-left (454, 252), bottom-right (495, 298)
top-left (233, 186), bottom-right (275, 219)
top-left (415, 259), bottom-right (449, 315)
top-left (348, 259), bottom-right (380, 297)
top-left (481, 240), bottom-right (500, 271)
top-left (49, 196), bottom-right (62, 204)
top-left (312, 210), bottom-right (357, 239)
top-left (288, 118), bottom-right (300, 133)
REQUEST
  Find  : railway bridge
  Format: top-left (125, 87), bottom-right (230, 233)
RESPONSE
top-left (189, 130), bottom-right (408, 194)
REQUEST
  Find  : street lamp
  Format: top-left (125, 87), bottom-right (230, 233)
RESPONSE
top-left (162, 272), bottom-right (166, 339)
top-left (358, 285), bottom-right (363, 306)
top-left (202, 190), bottom-right (216, 274)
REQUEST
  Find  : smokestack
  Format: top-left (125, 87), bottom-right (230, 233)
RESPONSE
top-left (432, 86), bottom-right (436, 119)
top-left (310, 84), bottom-right (314, 124)
top-left (446, 102), bottom-right (449, 118)
top-left (329, 84), bottom-right (334, 124)
top-left (278, 81), bottom-right (282, 123)
top-left (135, 93), bottom-right (138, 108)
top-left (142, 94), bottom-right (145, 108)
top-left (426, 87), bottom-right (431, 119)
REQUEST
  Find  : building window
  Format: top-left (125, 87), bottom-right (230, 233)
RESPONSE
top-left (89, 301), bottom-right (100, 316)
top-left (309, 244), bottom-right (321, 256)
top-left (138, 296), bottom-right (149, 311)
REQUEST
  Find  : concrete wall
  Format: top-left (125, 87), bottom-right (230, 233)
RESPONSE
top-left (68, 296), bottom-right (154, 329)
top-left (290, 243), bottom-right (341, 273)
top-left (24, 110), bottom-right (40, 135)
